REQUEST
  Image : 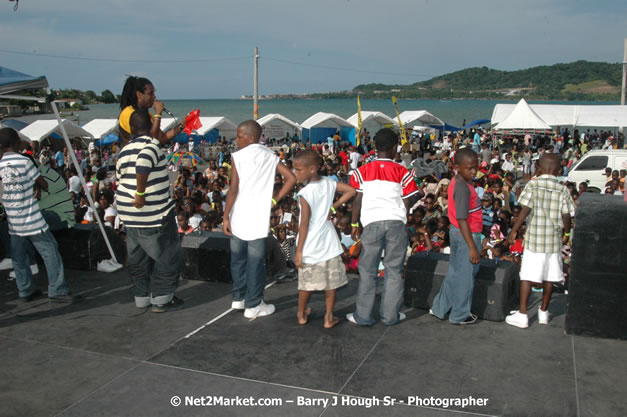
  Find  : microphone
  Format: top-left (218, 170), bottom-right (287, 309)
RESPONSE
top-left (163, 108), bottom-right (176, 118)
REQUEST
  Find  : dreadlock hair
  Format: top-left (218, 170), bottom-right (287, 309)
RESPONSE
top-left (120, 76), bottom-right (152, 110)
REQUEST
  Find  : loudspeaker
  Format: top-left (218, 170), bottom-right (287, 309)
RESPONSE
top-left (181, 232), bottom-right (231, 282)
top-left (565, 193), bottom-right (627, 340)
top-left (404, 252), bottom-right (519, 322)
top-left (53, 224), bottom-right (126, 270)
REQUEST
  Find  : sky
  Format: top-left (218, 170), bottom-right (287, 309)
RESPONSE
top-left (1, 0), bottom-right (626, 99)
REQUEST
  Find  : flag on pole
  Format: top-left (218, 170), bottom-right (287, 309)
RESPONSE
top-left (356, 95), bottom-right (363, 147)
top-left (392, 96), bottom-right (408, 146)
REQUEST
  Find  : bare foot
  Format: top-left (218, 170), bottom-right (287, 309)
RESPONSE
top-left (297, 307), bottom-right (312, 325)
top-left (324, 315), bottom-right (340, 328)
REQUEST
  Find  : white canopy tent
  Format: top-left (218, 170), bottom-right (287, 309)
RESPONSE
top-left (81, 119), bottom-right (119, 140)
top-left (396, 110), bottom-right (444, 128)
top-left (0, 122), bottom-right (30, 142)
top-left (192, 116), bottom-right (237, 139)
top-left (301, 112), bottom-right (353, 130)
top-left (20, 119), bottom-right (94, 143)
top-left (491, 103), bottom-right (627, 128)
top-left (493, 98), bottom-right (553, 134)
top-left (347, 111), bottom-right (395, 128)
top-left (257, 113), bottom-right (301, 139)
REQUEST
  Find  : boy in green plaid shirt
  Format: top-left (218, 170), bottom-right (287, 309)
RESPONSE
top-left (506, 154), bottom-right (575, 329)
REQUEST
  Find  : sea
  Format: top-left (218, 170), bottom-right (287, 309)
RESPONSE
top-left (16, 98), bottom-right (620, 130)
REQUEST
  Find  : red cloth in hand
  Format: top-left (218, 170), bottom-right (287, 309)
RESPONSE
top-left (184, 109), bottom-right (202, 135)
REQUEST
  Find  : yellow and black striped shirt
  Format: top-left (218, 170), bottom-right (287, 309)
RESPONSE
top-left (115, 135), bottom-right (173, 227)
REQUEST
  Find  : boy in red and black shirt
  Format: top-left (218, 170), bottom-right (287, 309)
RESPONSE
top-left (346, 128), bottom-right (420, 326)
top-left (430, 148), bottom-right (483, 325)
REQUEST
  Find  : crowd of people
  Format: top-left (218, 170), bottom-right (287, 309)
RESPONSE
top-left (1, 74), bottom-right (625, 324)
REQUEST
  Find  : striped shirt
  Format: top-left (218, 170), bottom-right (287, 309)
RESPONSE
top-left (116, 135), bottom-right (173, 227)
top-left (0, 152), bottom-right (49, 236)
top-left (518, 175), bottom-right (575, 253)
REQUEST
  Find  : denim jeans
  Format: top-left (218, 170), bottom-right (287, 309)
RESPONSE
top-left (125, 211), bottom-right (181, 306)
top-left (230, 235), bottom-right (267, 309)
top-left (431, 226), bottom-right (482, 323)
top-left (11, 229), bottom-right (69, 298)
top-left (353, 220), bottom-right (408, 325)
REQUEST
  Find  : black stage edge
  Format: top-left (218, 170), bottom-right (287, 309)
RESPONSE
top-left (0, 264), bottom-right (625, 416)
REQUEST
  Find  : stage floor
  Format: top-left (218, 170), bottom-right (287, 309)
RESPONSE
top-left (0, 268), bottom-right (625, 417)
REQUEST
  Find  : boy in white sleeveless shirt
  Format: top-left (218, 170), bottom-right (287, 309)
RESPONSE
top-left (293, 150), bottom-right (356, 328)
top-left (223, 121), bottom-right (296, 319)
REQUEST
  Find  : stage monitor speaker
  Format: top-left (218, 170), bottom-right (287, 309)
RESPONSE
top-left (181, 232), bottom-right (231, 282)
top-left (565, 193), bottom-right (627, 340)
top-left (53, 224), bottom-right (126, 271)
top-left (404, 252), bottom-right (519, 322)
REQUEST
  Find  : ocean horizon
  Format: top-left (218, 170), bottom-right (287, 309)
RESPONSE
top-left (15, 98), bottom-right (620, 131)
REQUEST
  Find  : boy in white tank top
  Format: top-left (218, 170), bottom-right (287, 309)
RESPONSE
top-left (293, 150), bottom-right (356, 328)
top-left (223, 121), bottom-right (296, 319)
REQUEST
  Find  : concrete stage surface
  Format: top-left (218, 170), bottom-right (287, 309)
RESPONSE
top-left (0, 268), bottom-right (625, 417)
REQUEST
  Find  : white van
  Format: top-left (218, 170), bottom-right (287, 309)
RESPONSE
top-left (567, 149), bottom-right (627, 192)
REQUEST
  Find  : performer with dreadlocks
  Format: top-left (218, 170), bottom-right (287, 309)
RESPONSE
top-left (118, 76), bottom-right (188, 147)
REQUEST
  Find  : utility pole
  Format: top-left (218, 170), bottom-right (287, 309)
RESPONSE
top-left (620, 39), bottom-right (626, 137)
top-left (254, 47), bottom-right (259, 120)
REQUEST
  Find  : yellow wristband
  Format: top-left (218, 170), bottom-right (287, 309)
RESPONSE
top-left (153, 114), bottom-right (162, 119)
top-left (351, 223), bottom-right (359, 228)
top-left (272, 198), bottom-right (277, 206)
top-left (135, 191), bottom-right (145, 196)
top-left (330, 207), bottom-right (336, 214)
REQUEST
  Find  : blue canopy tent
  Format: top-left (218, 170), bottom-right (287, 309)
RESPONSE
top-left (95, 133), bottom-right (119, 147)
top-left (462, 119), bottom-right (491, 129)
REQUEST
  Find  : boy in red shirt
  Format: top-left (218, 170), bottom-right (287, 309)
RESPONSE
top-left (430, 148), bottom-right (482, 325)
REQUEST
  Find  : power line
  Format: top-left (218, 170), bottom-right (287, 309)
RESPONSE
top-left (264, 56), bottom-right (437, 78)
top-left (0, 48), bottom-right (251, 63)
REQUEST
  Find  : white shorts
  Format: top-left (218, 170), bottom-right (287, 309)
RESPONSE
top-left (519, 249), bottom-right (563, 283)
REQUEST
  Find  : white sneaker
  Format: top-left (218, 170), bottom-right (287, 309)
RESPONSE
top-left (0, 258), bottom-right (13, 270)
top-left (97, 259), bottom-right (123, 273)
top-left (506, 311), bottom-right (529, 329)
top-left (244, 301), bottom-right (275, 319)
top-left (9, 264), bottom-right (38, 278)
top-left (398, 312), bottom-right (407, 322)
top-left (346, 313), bottom-right (358, 324)
top-left (231, 300), bottom-right (245, 310)
top-left (538, 309), bottom-right (549, 325)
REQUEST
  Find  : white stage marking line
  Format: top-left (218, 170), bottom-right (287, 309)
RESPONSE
top-left (181, 280), bottom-right (279, 340)
top-left (571, 336), bottom-right (581, 417)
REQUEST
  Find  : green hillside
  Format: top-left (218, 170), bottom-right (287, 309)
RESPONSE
top-left (347, 61), bottom-right (622, 101)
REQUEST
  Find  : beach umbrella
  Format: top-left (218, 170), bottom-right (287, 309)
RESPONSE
top-left (167, 151), bottom-right (202, 167)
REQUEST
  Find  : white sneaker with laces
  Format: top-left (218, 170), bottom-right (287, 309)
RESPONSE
top-left (398, 312), bottom-right (407, 322)
top-left (538, 309), bottom-right (549, 325)
top-left (231, 300), bottom-right (245, 310)
top-left (0, 258), bottom-right (13, 270)
top-left (244, 301), bottom-right (275, 318)
top-left (506, 311), bottom-right (529, 328)
top-left (9, 264), bottom-right (38, 279)
top-left (97, 259), bottom-right (123, 273)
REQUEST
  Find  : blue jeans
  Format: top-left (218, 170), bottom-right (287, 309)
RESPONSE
top-left (354, 220), bottom-right (408, 325)
top-left (431, 226), bottom-right (482, 323)
top-left (230, 235), bottom-right (267, 309)
top-left (125, 211), bottom-right (181, 306)
top-left (11, 229), bottom-right (69, 298)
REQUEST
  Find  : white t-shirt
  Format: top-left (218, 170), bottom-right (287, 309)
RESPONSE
top-left (230, 144), bottom-right (279, 241)
top-left (349, 152), bottom-right (361, 170)
top-left (104, 206), bottom-right (118, 228)
top-left (68, 175), bottom-right (81, 194)
top-left (297, 177), bottom-right (343, 264)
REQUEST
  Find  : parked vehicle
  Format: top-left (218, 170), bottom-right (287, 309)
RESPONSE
top-left (568, 150), bottom-right (627, 192)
